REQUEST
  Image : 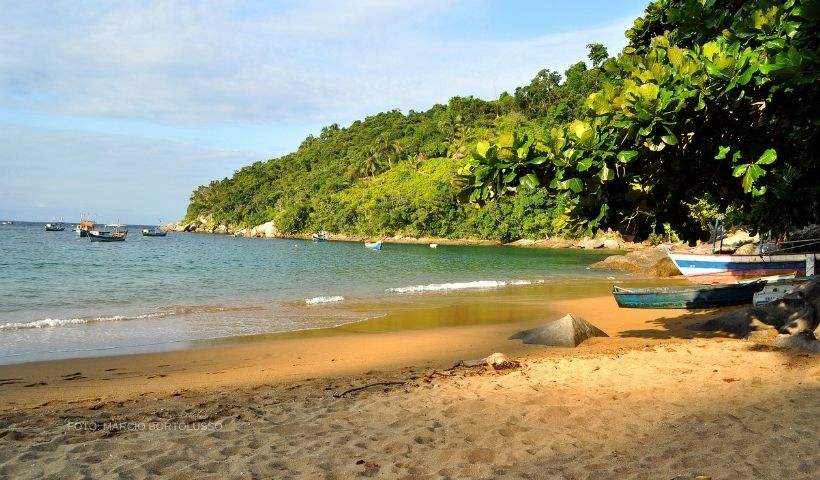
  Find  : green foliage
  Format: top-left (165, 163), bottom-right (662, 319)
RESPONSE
top-left (186, 0), bottom-right (819, 243)
top-left (459, 0), bottom-right (819, 240)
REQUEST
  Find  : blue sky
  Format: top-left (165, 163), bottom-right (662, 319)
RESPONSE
top-left (0, 0), bottom-right (649, 224)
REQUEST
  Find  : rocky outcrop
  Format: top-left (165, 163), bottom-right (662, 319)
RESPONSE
top-left (589, 246), bottom-right (680, 277)
top-left (249, 221), bottom-right (277, 238)
top-left (170, 219), bottom-right (277, 237)
top-left (690, 277), bottom-right (820, 347)
top-left (509, 313), bottom-right (609, 347)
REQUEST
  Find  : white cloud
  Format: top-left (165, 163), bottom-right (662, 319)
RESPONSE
top-left (0, 0), bottom-right (635, 127)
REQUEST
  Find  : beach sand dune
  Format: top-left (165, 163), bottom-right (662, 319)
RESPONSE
top-left (1, 297), bottom-right (818, 479)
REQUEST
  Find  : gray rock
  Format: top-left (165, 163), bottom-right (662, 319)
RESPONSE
top-left (774, 332), bottom-right (820, 353)
top-left (509, 314), bottom-right (608, 347)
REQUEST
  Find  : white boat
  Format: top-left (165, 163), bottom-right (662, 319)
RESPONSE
top-left (45, 222), bottom-right (65, 231)
top-left (668, 251), bottom-right (819, 284)
top-left (312, 231), bottom-right (328, 242)
top-left (752, 276), bottom-right (816, 306)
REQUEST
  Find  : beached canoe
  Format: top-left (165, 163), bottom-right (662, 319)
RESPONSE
top-left (613, 281), bottom-right (767, 309)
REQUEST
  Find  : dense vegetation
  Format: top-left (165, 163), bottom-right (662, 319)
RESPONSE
top-left (185, 0), bottom-right (819, 242)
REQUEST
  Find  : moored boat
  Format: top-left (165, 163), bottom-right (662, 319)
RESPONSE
top-left (365, 240), bottom-right (382, 251)
top-left (612, 280), bottom-right (767, 309)
top-left (74, 217), bottom-right (95, 237)
top-left (141, 226), bottom-right (167, 237)
top-left (668, 252), bottom-right (819, 284)
top-left (45, 222), bottom-right (65, 231)
top-left (89, 224), bottom-right (128, 242)
top-left (312, 231), bottom-right (328, 242)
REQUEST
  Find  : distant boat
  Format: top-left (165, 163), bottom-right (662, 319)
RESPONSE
top-left (45, 222), bottom-right (65, 231)
top-left (312, 231), bottom-right (328, 242)
top-left (88, 224), bottom-right (128, 242)
top-left (74, 216), bottom-right (95, 237)
top-left (612, 280), bottom-right (767, 309)
top-left (365, 240), bottom-right (382, 251)
top-left (429, 243), bottom-right (438, 249)
top-left (1, 220), bottom-right (11, 225)
top-left (141, 226), bottom-right (167, 237)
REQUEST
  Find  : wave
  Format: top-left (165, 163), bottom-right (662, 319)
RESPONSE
top-left (305, 295), bottom-right (345, 305)
top-left (386, 279), bottom-right (543, 294)
top-left (0, 312), bottom-right (169, 331)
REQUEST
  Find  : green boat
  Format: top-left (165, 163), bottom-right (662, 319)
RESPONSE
top-left (612, 280), bottom-right (767, 309)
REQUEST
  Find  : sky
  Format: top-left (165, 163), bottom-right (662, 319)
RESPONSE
top-left (0, 0), bottom-right (649, 224)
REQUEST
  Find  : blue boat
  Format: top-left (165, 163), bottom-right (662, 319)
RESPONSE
top-left (612, 280), bottom-right (767, 309)
top-left (365, 240), bottom-right (382, 251)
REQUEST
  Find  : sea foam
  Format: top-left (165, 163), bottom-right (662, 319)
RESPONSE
top-left (305, 295), bottom-right (345, 305)
top-left (0, 312), bottom-right (169, 330)
top-left (386, 279), bottom-right (542, 294)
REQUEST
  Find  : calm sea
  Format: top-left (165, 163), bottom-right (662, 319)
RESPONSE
top-left (0, 222), bottom-right (622, 364)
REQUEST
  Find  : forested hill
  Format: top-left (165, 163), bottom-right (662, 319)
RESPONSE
top-left (184, 0), bottom-right (819, 243)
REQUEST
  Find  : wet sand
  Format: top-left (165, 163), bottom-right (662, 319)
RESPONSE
top-left (1, 295), bottom-right (818, 479)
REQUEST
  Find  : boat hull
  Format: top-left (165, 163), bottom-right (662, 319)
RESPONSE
top-left (613, 281), bottom-right (767, 309)
top-left (142, 229), bottom-right (167, 237)
top-left (668, 252), bottom-right (819, 283)
top-left (89, 234), bottom-right (126, 242)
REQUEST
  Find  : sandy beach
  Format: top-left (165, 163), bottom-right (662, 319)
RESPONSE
top-left (1, 295), bottom-right (818, 479)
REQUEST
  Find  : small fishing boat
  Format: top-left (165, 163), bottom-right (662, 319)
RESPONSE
top-left (141, 226), bottom-right (167, 237)
top-left (88, 224), bottom-right (128, 242)
top-left (430, 243), bottom-right (438, 249)
top-left (612, 280), bottom-right (767, 309)
top-left (45, 222), bottom-right (65, 231)
top-left (365, 240), bottom-right (382, 251)
top-left (312, 231), bottom-right (328, 242)
top-left (74, 217), bottom-right (95, 237)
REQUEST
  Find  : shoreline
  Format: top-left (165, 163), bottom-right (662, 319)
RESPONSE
top-left (0, 294), bottom-right (718, 409)
top-left (169, 223), bottom-right (647, 251)
top-left (1, 294), bottom-right (818, 478)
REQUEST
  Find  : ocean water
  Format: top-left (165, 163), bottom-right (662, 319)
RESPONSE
top-left (0, 222), bottom-right (621, 364)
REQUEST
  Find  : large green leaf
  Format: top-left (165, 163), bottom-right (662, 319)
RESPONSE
top-left (616, 150), bottom-right (639, 163)
top-left (519, 174), bottom-right (540, 190)
top-left (757, 148), bottom-right (777, 165)
top-left (565, 177), bottom-right (584, 193)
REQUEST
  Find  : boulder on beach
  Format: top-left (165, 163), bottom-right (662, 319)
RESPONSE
top-left (509, 313), bottom-right (608, 347)
top-left (589, 246), bottom-right (680, 277)
top-left (691, 277), bottom-right (820, 341)
top-left (774, 332), bottom-right (820, 353)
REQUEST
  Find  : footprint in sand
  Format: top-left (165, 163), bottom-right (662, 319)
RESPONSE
top-left (23, 382), bottom-right (48, 387)
top-left (0, 379), bottom-right (24, 386)
top-left (146, 374), bottom-right (168, 379)
top-left (61, 372), bottom-right (86, 381)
